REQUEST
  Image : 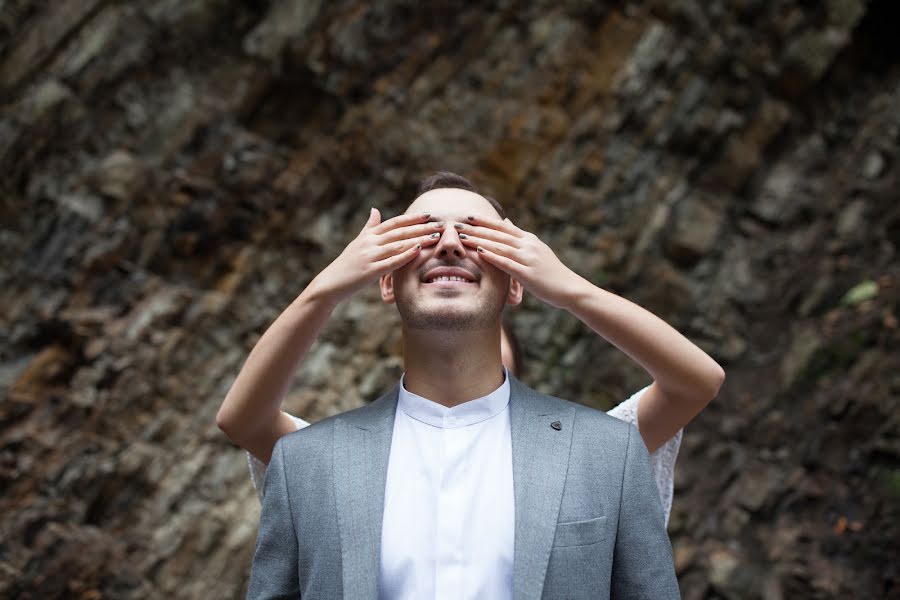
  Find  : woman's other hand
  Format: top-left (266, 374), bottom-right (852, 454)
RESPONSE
top-left (456, 214), bottom-right (585, 310)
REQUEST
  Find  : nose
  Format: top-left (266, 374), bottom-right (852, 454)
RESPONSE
top-left (433, 222), bottom-right (467, 259)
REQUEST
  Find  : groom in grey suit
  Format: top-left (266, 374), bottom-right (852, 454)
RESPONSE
top-left (247, 178), bottom-right (680, 599)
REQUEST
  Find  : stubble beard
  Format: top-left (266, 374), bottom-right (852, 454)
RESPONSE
top-left (395, 289), bottom-right (505, 332)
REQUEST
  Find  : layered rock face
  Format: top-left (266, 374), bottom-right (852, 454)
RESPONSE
top-left (2, 1), bottom-right (898, 598)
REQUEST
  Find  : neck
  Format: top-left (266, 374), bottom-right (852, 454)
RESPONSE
top-left (400, 326), bottom-right (505, 408)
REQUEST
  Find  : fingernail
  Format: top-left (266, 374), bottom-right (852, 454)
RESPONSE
top-left (434, 221), bottom-right (445, 228)
top-left (422, 212), bottom-right (431, 218)
top-left (415, 243), bottom-right (421, 249)
top-left (453, 223), bottom-right (464, 230)
top-left (459, 233), bottom-right (468, 239)
top-left (477, 246), bottom-right (485, 253)
top-left (467, 216), bottom-right (476, 221)
top-left (431, 232), bottom-right (440, 238)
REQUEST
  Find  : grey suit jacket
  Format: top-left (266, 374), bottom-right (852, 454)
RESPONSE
top-left (247, 375), bottom-right (680, 599)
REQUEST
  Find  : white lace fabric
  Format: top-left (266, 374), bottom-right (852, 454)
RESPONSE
top-left (247, 384), bottom-right (682, 526)
top-left (606, 384), bottom-right (682, 526)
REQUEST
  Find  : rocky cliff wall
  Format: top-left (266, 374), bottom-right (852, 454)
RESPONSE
top-left (1, 1), bottom-right (898, 598)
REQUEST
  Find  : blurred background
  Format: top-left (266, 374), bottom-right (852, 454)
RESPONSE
top-left (2, 0), bottom-right (899, 598)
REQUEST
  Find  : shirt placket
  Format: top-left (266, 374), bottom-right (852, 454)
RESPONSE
top-left (435, 415), bottom-right (467, 600)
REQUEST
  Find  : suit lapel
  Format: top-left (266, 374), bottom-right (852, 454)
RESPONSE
top-left (333, 384), bottom-right (399, 600)
top-left (509, 376), bottom-right (576, 600)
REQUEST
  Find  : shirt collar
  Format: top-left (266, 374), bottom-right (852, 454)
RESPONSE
top-left (397, 367), bottom-right (510, 429)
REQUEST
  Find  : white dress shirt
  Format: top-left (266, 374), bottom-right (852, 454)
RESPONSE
top-left (378, 367), bottom-right (514, 600)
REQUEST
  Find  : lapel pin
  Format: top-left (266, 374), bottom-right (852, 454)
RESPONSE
top-left (550, 421), bottom-right (561, 431)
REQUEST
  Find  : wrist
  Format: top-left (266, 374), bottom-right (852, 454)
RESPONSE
top-left (556, 272), bottom-right (596, 313)
top-left (299, 275), bottom-right (344, 311)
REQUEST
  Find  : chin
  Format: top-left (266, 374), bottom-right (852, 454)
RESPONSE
top-left (396, 301), bottom-right (500, 331)
top-left (402, 310), bottom-right (484, 331)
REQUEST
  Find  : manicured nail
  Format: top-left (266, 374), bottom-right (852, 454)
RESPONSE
top-left (431, 232), bottom-right (440, 238)
top-left (434, 221), bottom-right (445, 228)
top-left (453, 223), bottom-right (464, 230)
top-left (477, 246), bottom-right (485, 253)
top-left (467, 216), bottom-right (476, 221)
top-left (421, 212), bottom-right (431, 218)
top-left (458, 233), bottom-right (468, 239)
top-left (415, 243), bottom-right (422, 249)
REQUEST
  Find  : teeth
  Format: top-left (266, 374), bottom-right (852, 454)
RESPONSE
top-left (427, 276), bottom-right (471, 283)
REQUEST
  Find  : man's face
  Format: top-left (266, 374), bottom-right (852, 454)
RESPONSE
top-left (380, 188), bottom-right (523, 331)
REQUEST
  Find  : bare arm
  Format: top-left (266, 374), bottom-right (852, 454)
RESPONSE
top-left (216, 208), bottom-right (442, 463)
top-left (459, 214), bottom-right (725, 454)
top-left (560, 278), bottom-right (724, 453)
top-left (216, 284), bottom-right (337, 463)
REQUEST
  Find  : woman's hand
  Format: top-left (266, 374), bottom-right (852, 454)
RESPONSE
top-left (309, 208), bottom-right (443, 304)
top-left (456, 215), bottom-right (585, 309)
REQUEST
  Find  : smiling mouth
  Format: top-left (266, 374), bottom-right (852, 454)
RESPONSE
top-left (422, 276), bottom-right (478, 286)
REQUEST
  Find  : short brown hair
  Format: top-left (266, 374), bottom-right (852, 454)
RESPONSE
top-left (416, 171), bottom-right (506, 219)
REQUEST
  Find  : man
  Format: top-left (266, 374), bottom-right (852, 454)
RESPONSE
top-left (246, 172), bottom-right (682, 599)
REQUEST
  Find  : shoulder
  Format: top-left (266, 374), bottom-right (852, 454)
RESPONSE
top-left (557, 393), bottom-right (630, 427)
top-left (522, 387), bottom-right (637, 475)
top-left (512, 377), bottom-right (634, 441)
top-left (277, 413), bottom-right (337, 452)
top-left (569, 398), bottom-right (635, 445)
top-left (277, 383), bottom-right (400, 455)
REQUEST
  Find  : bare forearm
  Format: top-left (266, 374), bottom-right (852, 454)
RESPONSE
top-left (457, 212), bottom-right (723, 394)
top-left (216, 278), bottom-right (337, 452)
top-left (561, 275), bottom-right (724, 398)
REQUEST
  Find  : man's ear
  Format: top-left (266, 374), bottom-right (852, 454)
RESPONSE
top-left (380, 273), bottom-right (396, 304)
top-left (507, 277), bottom-right (524, 306)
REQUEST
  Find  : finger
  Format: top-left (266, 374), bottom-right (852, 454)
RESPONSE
top-left (453, 223), bottom-right (521, 247)
top-left (374, 232), bottom-right (440, 261)
top-left (458, 234), bottom-right (522, 261)
top-left (371, 211), bottom-right (432, 235)
top-left (377, 221), bottom-right (444, 245)
top-left (373, 235), bottom-right (434, 273)
top-left (475, 245), bottom-right (526, 278)
top-left (464, 214), bottom-right (524, 237)
top-left (363, 207), bottom-right (381, 230)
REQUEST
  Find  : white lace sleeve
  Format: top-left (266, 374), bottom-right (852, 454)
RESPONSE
top-left (607, 384), bottom-right (683, 527)
top-left (247, 413), bottom-right (311, 502)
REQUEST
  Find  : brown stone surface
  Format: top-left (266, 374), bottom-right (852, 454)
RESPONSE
top-left (1, 1), bottom-right (899, 598)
